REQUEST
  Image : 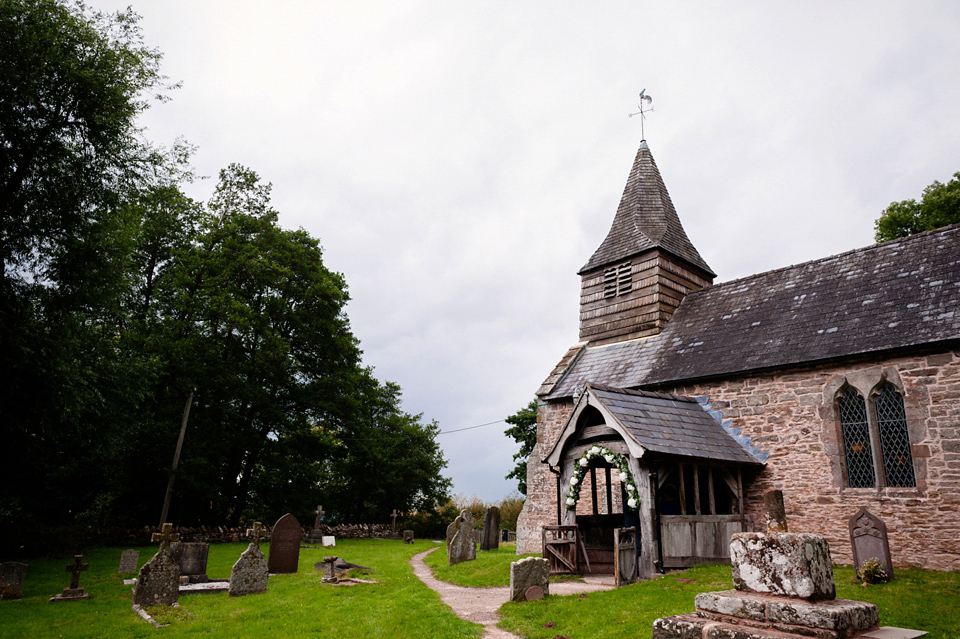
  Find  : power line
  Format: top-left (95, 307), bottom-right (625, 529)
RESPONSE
top-left (436, 419), bottom-right (505, 435)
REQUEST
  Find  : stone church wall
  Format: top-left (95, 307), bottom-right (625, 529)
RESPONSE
top-left (517, 348), bottom-right (960, 569)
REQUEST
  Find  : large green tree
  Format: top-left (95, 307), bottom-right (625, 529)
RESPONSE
top-left (504, 399), bottom-right (539, 495)
top-left (874, 172), bottom-right (960, 242)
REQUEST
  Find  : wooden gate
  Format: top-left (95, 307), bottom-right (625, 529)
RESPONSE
top-left (614, 526), bottom-right (639, 586)
top-left (542, 525), bottom-right (590, 575)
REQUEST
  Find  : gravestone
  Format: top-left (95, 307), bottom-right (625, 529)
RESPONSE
top-left (132, 523), bottom-right (181, 606)
top-left (50, 555), bottom-right (91, 602)
top-left (170, 542), bottom-right (209, 583)
top-left (322, 536), bottom-right (336, 547)
top-left (118, 550), bottom-right (139, 574)
top-left (849, 507), bottom-right (894, 581)
top-left (0, 562), bottom-right (27, 600)
top-left (446, 509), bottom-right (477, 566)
top-left (763, 489), bottom-right (788, 532)
top-left (321, 556), bottom-right (338, 583)
top-left (305, 505), bottom-right (325, 544)
top-left (510, 557), bottom-right (549, 602)
top-left (267, 513), bottom-right (301, 574)
top-left (403, 530), bottom-right (415, 544)
top-left (481, 506), bottom-right (501, 551)
top-left (229, 522), bottom-right (268, 596)
top-left (390, 509), bottom-right (400, 537)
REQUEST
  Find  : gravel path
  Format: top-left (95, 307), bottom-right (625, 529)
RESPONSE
top-left (409, 547), bottom-right (615, 639)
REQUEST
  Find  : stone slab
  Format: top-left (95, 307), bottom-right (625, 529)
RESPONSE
top-left (267, 513), bottom-right (301, 574)
top-left (229, 544), bottom-right (268, 596)
top-left (861, 628), bottom-right (928, 639)
top-left (0, 562), bottom-right (27, 600)
top-left (510, 557), bottom-right (550, 602)
top-left (180, 580), bottom-right (229, 594)
top-left (730, 533), bottom-right (836, 600)
top-left (447, 509), bottom-right (477, 566)
top-left (322, 536), bottom-right (336, 547)
top-left (49, 588), bottom-right (90, 602)
top-left (118, 550), bottom-right (139, 574)
top-left (655, 613), bottom-right (848, 639)
top-left (696, 590), bottom-right (878, 634)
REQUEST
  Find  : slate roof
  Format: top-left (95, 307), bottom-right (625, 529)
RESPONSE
top-left (542, 223), bottom-right (960, 399)
top-left (579, 141), bottom-right (715, 276)
top-left (589, 385), bottom-right (764, 465)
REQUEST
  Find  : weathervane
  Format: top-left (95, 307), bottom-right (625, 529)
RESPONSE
top-left (628, 89), bottom-right (654, 140)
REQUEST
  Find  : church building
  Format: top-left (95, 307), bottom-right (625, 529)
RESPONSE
top-left (515, 140), bottom-right (960, 577)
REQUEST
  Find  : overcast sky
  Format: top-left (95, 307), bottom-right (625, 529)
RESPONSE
top-left (88, 0), bottom-right (960, 503)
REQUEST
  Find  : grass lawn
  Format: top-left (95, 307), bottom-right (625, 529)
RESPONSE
top-left (423, 542), bottom-right (543, 588)
top-left (0, 539), bottom-right (481, 639)
top-left (497, 562), bottom-right (960, 639)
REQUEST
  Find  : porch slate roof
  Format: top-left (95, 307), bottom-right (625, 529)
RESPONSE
top-left (541, 223), bottom-right (960, 399)
top-left (589, 385), bottom-right (763, 465)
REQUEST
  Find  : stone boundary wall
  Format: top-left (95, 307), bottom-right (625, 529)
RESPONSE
top-left (517, 348), bottom-right (960, 570)
top-left (66, 523), bottom-right (396, 547)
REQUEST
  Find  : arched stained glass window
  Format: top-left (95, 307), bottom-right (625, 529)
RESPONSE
top-left (838, 386), bottom-right (875, 488)
top-left (875, 383), bottom-right (916, 488)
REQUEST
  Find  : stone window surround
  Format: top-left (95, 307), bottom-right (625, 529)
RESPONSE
top-left (822, 366), bottom-right (925, 494)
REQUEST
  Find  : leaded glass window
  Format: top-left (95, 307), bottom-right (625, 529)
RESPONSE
top-left (838, 386), bottom-right (875, 488)
top-left (875, 383), bottom-right (916, 487)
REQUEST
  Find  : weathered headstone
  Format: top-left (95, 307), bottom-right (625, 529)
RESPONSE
top-left (403, 529), bottom-right (415, 544)
top-left (481, 506), bottom-right (501, 551)
top-left (510, 557), bottom-right (549, 602)
top-left (50, 555), bottom-right (91, 602)
top-left (229, 522), bottom-right (268, 596)
top-left (321, 556), bottom-right (338, 583)
top-left (0, 562), bottom-right (27, 600)
top-left (729, 532), bottom-right (835, 600)
top-left (170, 542), bottom-right (209, 583)
top-left (305, 505), bottom-right (325, 544)
top-left (267, 513), bottom-right (301, 574)
top-left (446, 509), bottom-right (477, 566)
top-left (322, 535), bottom-right (336, 547)
top-left (132, 523), bottom-right (180, 606)
top-left (118, 550), bottom-right (139, 574)
top-left (763, 488), bottom-right (788, 532)
top-left (849, 507), bottom-right (894, 581)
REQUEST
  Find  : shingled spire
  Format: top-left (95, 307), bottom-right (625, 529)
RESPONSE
top-left (578, 141), bottom-right (715, 344)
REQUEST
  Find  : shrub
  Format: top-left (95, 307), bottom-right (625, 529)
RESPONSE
top-left (858, 557), bottom-right (890, 586)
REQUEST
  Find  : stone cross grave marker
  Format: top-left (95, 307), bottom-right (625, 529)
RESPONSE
top-left (446, 509), bottom-right (477, 566)
top-left (50, 555), bottom-right (90, 602)
top-left (305, 505), bottom-right (326, 544)
top-left (267, 513), bottom-right (301, 574)
top-left (132, 523), bottom-right (180, 606)
top-left (391, 509), bottom-right (399, 536)
top-left (481, 506), bottom-right (501, 551)
top-left (118, 549), bottom-right (139, 574)
top-left (0, 562), bottom-right (27, 600)
top-left (229, 522), bottom-right (268, 597)
top-left (849, 506), bottom-right (894, 581)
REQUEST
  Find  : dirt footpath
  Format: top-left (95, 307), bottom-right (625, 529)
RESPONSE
top-left (409, 547), bottom-right (614, 639)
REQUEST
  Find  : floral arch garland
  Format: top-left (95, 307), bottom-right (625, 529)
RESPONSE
top-left (565, 445), bottom-right (639, 511)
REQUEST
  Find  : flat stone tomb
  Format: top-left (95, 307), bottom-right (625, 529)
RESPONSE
top-left (0, 562), bottom-right (27, 600)
top-left (267, 513), bottom-right (301, 574)
top-left (50, 555), bottom-right (91, 602)
top-left (653, 532), bottom-right (885, 639)
top-left (118, 549), bottom-right (139, 574)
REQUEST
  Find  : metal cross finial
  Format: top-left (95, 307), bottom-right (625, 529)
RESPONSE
top-left (628, 89), bottom-right (654, 140)
top-left (246, 521), bottom-right (265, 545)
top-left (66, 555), bottom-right (89, 590)
top-left (151, 522), bottom-right (180, 548)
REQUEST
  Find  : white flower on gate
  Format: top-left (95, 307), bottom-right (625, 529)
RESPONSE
top-left (570, 476), bottom-right (579, 485)
top-left (626, 483), bottom-right (636, 494)
top-left (603, 454), bottom-right (614, 464)
top-left (579, 457), bottom-right (589, 467)
top-left (590, 445), bottom-right (601, 455)
top-left (618, 471), bottom-right (628, 483)
top-left (627, 498), bottom-right (637, 509)
top-left (566, 497), bottom-right (576, 506)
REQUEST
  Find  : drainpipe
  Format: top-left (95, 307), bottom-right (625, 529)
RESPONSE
top-left (651, 468), bottom-right (665, 574)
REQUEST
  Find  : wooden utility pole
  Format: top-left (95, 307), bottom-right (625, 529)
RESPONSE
top-left (159, 389), bottom-right (194, 527)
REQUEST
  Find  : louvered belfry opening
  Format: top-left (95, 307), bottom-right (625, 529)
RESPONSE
top-left (578, 141), bottom-right (715, 345)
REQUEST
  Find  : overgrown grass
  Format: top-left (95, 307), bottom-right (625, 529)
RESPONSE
top-left (424, 542), bottom-right (542, 588)
top-left (0, 539), bottom-right (481, 638)
top-left (498, 562), bottom-right (960, 639)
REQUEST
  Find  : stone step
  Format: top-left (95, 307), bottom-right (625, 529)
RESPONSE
top-left (653, 613), bottom-right (879, 639)
top-left (696, 590), bottom-right (879, 636)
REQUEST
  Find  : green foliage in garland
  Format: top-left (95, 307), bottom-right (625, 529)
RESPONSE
top-left (564, 446), bottom-right (639, 511)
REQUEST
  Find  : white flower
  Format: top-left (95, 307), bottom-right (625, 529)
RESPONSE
top-left (627, 497), bottom-right (637, 509)
top-left (579, 457), bottom-right (589, 467)
top-left (566, 497), bottom-right (576, 506)
top-left (603, 454), bottom-right (614, 463)
top-left (626, 483), bottom-right (636, 493)
top-left (570, 476), bottom-right (579, 485)
top-left (618, 472), bottom-right (628, 483)
top-left (590, 446), bottom-right (601, 455)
